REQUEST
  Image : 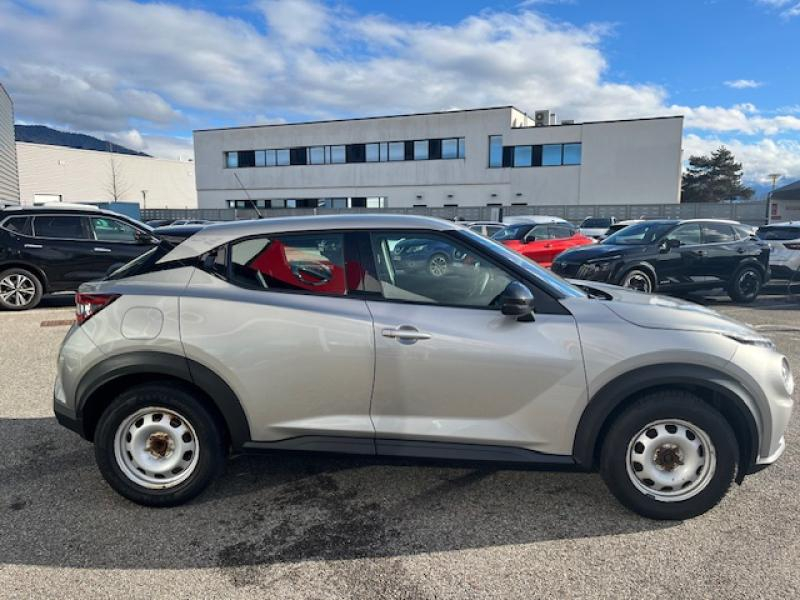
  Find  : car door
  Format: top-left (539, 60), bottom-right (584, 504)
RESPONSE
top-left (544, 225), bottom-right (583, 266)
top-left (29, 215), bottom-right (99, 290)
top-left (656, 223), bottom-right (704, 286)
top-left (88, 216), bottom-right (155, 277)
top-left (518, 225), bottom-right (554, 263)
top-left (179, 231), bottom-right (376, 447)
top-left (364, 230), bottom-right (586, 456)
top-left (699, 222), bottom-right (741, 282)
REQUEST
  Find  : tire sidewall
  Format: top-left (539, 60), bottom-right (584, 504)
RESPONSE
top-left (600, 393), bottom-right (737, 520)
top-left (620, 268), bottom-right (654, 293)
top-left (0, 267), bottom-right (43, 311)
top-left (728, 265), bottom-right (763, 303)
top-left (94, 383), bottom-right (225, 507)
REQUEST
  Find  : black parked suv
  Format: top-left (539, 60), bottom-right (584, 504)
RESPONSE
top-left (0, 206), bottom-right (159, 310)
top-left (551, 219), bottom-right (770, 302)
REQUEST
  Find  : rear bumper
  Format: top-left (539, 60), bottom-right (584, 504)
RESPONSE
top-left (769, 264), bottom-right (799, 281)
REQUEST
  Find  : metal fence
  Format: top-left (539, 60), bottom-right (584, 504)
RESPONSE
top-left (142, 201), bottom-right (769, 226)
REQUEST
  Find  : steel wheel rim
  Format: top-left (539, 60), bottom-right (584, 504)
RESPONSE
top-left (114, 406), bottom-right (199, 489)
top-left (623, 272), bottom-right (651, 293)
top-left (737, 269), bottom-right (760, 298)
top-left (0, 274), bottom-right (36, 307)
top-left (626, 419), bottom-right (716, 503)
top-left (429, 255), bottom-right (448, 277)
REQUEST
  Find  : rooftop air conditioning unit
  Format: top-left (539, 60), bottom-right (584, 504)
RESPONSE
top-left (534, 110), bottom-right (551, 126)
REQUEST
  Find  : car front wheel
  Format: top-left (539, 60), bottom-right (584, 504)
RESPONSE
top-left (600, 391), bottom-right (737, 520)
top-left (620, 268), bottom-right (654, 293)
top-left (94, 383), bottom-right (225, 507)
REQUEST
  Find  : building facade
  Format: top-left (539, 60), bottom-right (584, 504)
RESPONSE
top-left (0, 84), bottom-right (20, 207)
top-left (16, 142), bottom-right (197, 208)
top-left (194, 106), bottom-right (684, 210)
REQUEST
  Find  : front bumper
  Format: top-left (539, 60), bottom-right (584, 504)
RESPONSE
top-left (551, 261), bottom-right (615, 283)
top-left (53, 398), bottom-right (85, 438)
top-left (748, 436), bottom-right (786, 475)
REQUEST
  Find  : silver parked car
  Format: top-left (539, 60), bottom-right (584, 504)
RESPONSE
top-left (54, 215), bottom-right (793, 519)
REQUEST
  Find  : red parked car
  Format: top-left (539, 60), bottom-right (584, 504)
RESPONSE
top-left (493, 222), bottom-right (594, 267)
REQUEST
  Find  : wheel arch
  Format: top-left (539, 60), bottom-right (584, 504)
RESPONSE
top-left (75, 351), bottom-right (251, 450)
top-left (614, 261), bottom-right (658, 288)
top-left (0, 260), bottom-right (50, 291)
top-left (573, 363), bottom-right (760, 482)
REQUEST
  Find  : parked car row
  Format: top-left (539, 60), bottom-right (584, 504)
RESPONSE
top-left (51, 213), bottom-right (793, 520)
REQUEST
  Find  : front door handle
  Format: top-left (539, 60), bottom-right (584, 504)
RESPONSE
top-left (94, 247), bottom-right (112, 253)
top-left (382, 326), bottom-right (432, 341)
top-left (24, 243), bottom-right (43, 249)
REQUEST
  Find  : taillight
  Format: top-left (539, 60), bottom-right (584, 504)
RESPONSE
top-left (75, 293), bottom-right (119, 325)
top-left (784, 243), bottom-right (800, 250)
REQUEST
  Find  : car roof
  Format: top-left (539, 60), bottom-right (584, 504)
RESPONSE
top-left (502, 215), bottom-right (569, 225)
top-left (761, 221), bottom-right (800, 227)
top-left (1, 205), bottom-right (127, 220)
top-left (160, 214), bottom-right (458, 263)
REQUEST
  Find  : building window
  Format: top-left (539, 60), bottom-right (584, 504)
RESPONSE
top-left (542, 144), bottom-right (562, 166)
top-left (289, 148), bottom-right (307, 166)
top-left (388, 142), bottom-right (404, 161)
top-left (276, 149), bottom-right (290, 166)
top-left (255, 150), bottom-right (266, 167)
top-left (237, 150), bottom-right (256, 168)
top-left (366, 197), bottom-right (385, 208)
top-left (380, 142), bottom-right (389, 161)
top-left (265, 149), bottom-right (277, 167)
top-left (488, 135), bottom-right (503, 168)
top-left (413, 140), bottom-right (429, 160)
top-left (563, 143), bottom-right (581, 165)
top-left (513, 146), bottom-right (533, 168)
top-left (308, 146), bottom-right (325, 165)
top-left (225, 151), bottom-right (238, 168)
top-left (458, 137), bottom-right (465, 159)
top-left (330, 145), bottom-right (346, 164)
top-left (365, 143), bottom-right (380, 162)
top-left (442, 138), bottom-right (458, 159)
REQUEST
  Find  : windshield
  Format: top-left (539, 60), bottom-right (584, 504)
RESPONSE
top-left (462, 229), bottom-right (585, 298)
top-left (757, 226), bottom-right (800, 241)
top-left (581, 218), bottom-right (612, 228)
top-left (492, 224), bottom-right (533, 241)
top-left (603, 221), bottom-right (676, 245)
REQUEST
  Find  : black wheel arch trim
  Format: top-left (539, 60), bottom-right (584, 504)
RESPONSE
top-left (0, 260), bottom-right (50, 291)
top-left (612, 260), bottom-right (658, 286)
top-left (75, 351), bottom-right (251, 449)
top-left (573, 363), bottom-right (760, 480)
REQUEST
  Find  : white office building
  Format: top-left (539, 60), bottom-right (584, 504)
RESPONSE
top-left (0, 83), bottom-right (20, 207)
top-left (194, 106), bottom-right (683, 211)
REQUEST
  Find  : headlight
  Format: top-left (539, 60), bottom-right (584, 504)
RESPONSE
top-left (723, 332), bottom-right (776, 349)
top-left (782, 357), bottom-right (795, 396)
top-left (587, 254), bottom-right (622, 264)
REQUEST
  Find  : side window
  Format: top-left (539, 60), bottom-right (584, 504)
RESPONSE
top-left (549, 225), bottom-right (574, 239)
top-left (2, 216), bottom-right (32, 236)
top-left (91, 217), bottom-right (138, 242)
top-left (369, 232), bottom-right (514, 308)
top-left (229, 233), bottom-right (347, 296)
top-left (702, 223), bottom-right (736, 243)
top-left (526, 225), bottom-right (553, 241)
top-left (32, 216), bottom-right (89, 239)
top-left (666, 223), bottom-right (702, 246)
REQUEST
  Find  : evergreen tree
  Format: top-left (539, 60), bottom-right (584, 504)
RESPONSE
top-left (681, 146), bottom-right (754, 203)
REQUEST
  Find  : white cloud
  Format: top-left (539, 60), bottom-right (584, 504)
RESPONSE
top-left (103, 130), bottom-right (194, 161)
top-left (724, 79), bottom-right (763, 89)
top-left (684, 133), bottom-right (800, 183)
top-left (756, 0), bottom-right (800, 17)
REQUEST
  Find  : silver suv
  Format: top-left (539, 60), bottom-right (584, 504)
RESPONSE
top-left (54, 215), bottom-right (793, 519)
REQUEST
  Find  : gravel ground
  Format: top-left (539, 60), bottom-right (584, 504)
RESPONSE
top-left (0, 293), bottom-right (798, 599)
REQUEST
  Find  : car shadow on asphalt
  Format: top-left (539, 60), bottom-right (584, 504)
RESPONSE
top-left (0, 416), bottom-right (675, 575)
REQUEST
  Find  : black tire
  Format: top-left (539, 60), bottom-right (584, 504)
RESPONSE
top-left (0, 267), bottom-right (43, 311)
top-left (600, 391), bottom-right (737, 520)
top-left (94, 383), bottom-right (226, 507)
top-left (727, 264), bottom-right (763, 303)
top-left (619, 268), bottom-right (655, 293)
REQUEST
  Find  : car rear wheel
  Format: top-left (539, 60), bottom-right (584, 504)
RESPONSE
top-left (727, 265), bottom-right (763, 303)
top-left (600, 391), bottom-right (737, 520)
top-left (428, 253), bottom-right (449, 277)
top-left (620, 268), bottom-right (654, 293)
top-left (94, 383), bottom-right (225, 507)
top-left (0, 267), bottom-right (43, 311)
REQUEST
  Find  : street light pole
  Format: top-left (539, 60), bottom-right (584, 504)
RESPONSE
top-left (766, 174), bottom-right (781, 225)
top-left (141, 189), bottom-right (148, 210)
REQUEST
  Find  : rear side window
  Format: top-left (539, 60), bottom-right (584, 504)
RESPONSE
top-left (549, 225), bottom-right (575, 239)
top-left (527, 225), bottom-right (554, 240)
top-left (702, 223), bottom-right (736, 243)
top-left (757, 226), bottom-right (800, 241)
top-left (1, 216), bottom-right (32, 236)
top-left (33, 216), bottom-right (89, 239)
top-left (229, 233), bottom-right (348, 296)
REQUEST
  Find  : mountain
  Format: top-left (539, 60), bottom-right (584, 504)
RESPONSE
top-left (14, 124), bottom-right (150, 156)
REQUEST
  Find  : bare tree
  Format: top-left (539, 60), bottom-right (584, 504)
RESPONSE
top-left (104, 142), bottom-right (131, 201)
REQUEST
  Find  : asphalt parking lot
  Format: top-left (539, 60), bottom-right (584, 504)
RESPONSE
top-left (1, 292), bottom-right (798, 599)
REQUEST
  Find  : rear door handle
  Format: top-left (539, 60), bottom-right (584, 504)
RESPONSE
top-left (24, 243), bottom-right (43, 249)
top-left (94, 247), bottom-right (112, 253)
top-left (382, 327), bottom-right (432, 341)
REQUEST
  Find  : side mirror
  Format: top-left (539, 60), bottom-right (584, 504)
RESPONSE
top-left (660, 238), bottom-right (680, 252)
top-left (135, 230), bottom-right (159, 245)
top-left (523, 235), bottom-right (536, 243)
top-left (499, 281), bottom-right (535, 321)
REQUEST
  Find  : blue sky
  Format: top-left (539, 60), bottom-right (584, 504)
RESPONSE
top-left (1, 0), bottom-right (799, 186)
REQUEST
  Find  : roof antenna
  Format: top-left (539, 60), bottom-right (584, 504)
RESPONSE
top-left (233, 172), bottom-right (263, 219)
